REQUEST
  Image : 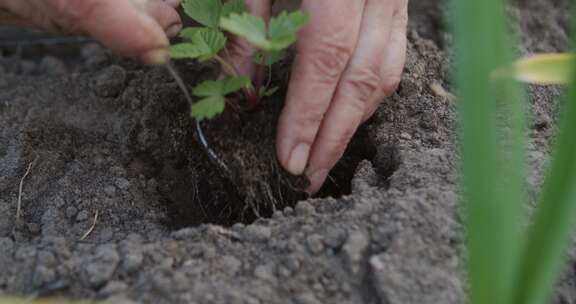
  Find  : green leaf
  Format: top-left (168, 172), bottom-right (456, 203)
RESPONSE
top-left (221, 11), bottom-right (308, 51)
top-left (182, 0), bottom-right (222, 28)
top-left (195, 28), bottom-right (227, 61)
top-left (220, 12), bottom-right (270, 49)
top-left (512, 53), bottom-right (575, 85)
top-left (171, 28), bottom-right (226, 61)
top-left (254, 50), bottom-right (286, 65)
top-left (170, 43), bottom-right (210, 59)
top-left (221, 0), bottom-right (247, 17)
top-left (223, 76), bottom-right (251, 94)
top-left (191, 96), bottom-right (226, 120)
top-left (192, 76), bottom-right (251, 97)
top-left (179, 27), bottom-right (204, 40)
top-left (268, 11), bottom-right (309, 50)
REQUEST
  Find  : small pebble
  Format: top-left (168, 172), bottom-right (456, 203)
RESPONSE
top-left (295, 201), bottom-right (315, 216)
top-left (243, 225), bottom-right (272, 242)
top-left (76, 210), bottom-right (90, 222)
top-left (306, 234), bottom-right (325, 255)
top-left (92, 65), bottom-right (127, 98)
top-left (65, 206), bottom-right (78, 219)
top-left (39, 56), bottom-right (67, 75)
top-left (104, 185), bottom-right (117, 197)
top-left (115, 178), bottom-right (131, 191)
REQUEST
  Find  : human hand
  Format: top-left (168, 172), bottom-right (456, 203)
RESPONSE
top-left (275, 0), bottom-right (409, 193)
top-left (0, 0), bottom-right (183, 64)
top-left (225, 0), bottom-right (409, 193)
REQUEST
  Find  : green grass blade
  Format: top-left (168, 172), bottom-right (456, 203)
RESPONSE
top-left (512, 45), bottom-right (576, 304)
top-left (452, 0), bottom-right (525, 303)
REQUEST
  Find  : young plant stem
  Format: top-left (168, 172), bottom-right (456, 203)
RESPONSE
top-left (165, 62), bottom-right (231, 175)
top-left (215, 53), bottom-right (259, 108)
top-left (246, 54), bottom-right (268, 109)
top-left (214, 54), bottom-right (241, 77)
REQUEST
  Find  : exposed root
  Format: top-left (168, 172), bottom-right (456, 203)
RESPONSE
top-left (80, 210), bottom-right (99, 241)
top-left (13, 154), bottom-right (38, 234)
top-left (165, 62), bottom-right (232, 176)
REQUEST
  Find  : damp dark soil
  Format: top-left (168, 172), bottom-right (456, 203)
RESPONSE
top-left (0, 0), bottom-right (573, 303)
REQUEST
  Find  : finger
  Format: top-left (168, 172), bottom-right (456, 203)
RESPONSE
top-left (145, 0), bottom-right (183, 37)
top-left (276, 0), bottom-right (366, 176)
top-left (363, 2), bottom-right (408, 122)
top-left (50, 0), bottom-right (176, 64)
top-left (225, 0), bottom-right (271, 77)
top-left (163, 0), bottom-right (182, 8)
top-left (305, 0), bottom-right (396, 193)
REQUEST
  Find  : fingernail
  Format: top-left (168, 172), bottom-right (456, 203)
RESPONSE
top-left (287, 143), bottom-right (310, 175)
top-left (307, 169), bottom-right (329, 194)
top-left (142, 49), bottom-right (170, 65)
top-left (166, 23), bottom-right (182, 38)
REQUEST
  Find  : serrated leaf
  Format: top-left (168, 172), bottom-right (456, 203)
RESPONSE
top-left (254, 50), bottom-right (286, 65)
top-left (220, 13), bottom-right (270, 49)
top-left (191, 96), bottom-right (226, 120)
top-left (170, 43), bottom-right (211, 59)
top-left (183, 0), bottom-right (222, 28)
top-left (192, 76), bottom-right (251, 97)
top-left (171, 28), bottom-right (226, 61)
top-left (222, 0), bottom-right (247, 17)
top-left (179, 27), bottom-right (204, 40)
top-left (512, 53), bottom-right (575, 85)
top-left (223, 76), bottom-right (251, 94)
top-left (221, 11), bottom-right (308, 52)
top-left (268, 11), bottom-right (309, 50)
top-left (195, 28), bottom-right (227, 61)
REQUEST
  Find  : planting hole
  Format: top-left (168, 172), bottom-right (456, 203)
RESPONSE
top-left (158, 126), bottom-right (379, 229)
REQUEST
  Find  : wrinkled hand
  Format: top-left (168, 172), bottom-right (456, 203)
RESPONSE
top-left (0, 0), bottom-right (182, 64)
top-left (233, 0), bottom-right (408, 193)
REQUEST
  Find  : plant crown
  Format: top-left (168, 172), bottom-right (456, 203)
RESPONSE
top-left (171, 0), bottom-right (309, 120)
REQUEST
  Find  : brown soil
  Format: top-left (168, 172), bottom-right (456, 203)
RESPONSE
top-left (0, 0), bottom-right (573, 303)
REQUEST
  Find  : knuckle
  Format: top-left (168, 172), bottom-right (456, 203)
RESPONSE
top-left (50, 0), bottom-right (100, 20)
top-left (295, 103), bottom-right (326, 131)
top-left (308, 42), bottom-right (353, 82)
top-left (324, 127), bottom-right (356, 160)
top-left (344, 67), bottom-right (382, 106)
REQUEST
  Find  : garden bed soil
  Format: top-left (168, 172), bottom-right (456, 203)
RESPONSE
top-left (0, 0), bottom-right (573, 303)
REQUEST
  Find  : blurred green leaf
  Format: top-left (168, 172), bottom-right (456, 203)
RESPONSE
top-left (453, 0), bottom-right (525, 303)
top-left (512, 53), bottom-right (575, 85)
top-left (511, 41), bottom-right (576, 304)
top-left (268, 11), bottom-right (309, 50)
top-left (170, 42), bottom-right (211, 59)
top-left (222, 0), bottom-right (247, 17)
top-left (170, 28), bottom-right (226, 61)
top-left (182, 0), bottom-right (222, 28)
top-left (192, 76), bottom-right (250, 97)
top-left (220, 13), bottom-right (269, 49)
top-left (179, 27), bottom-right (205, 40)
top-left (221, 11), bottom-right (308, 51)
top-left (191, 95), bottom-right (226, 120)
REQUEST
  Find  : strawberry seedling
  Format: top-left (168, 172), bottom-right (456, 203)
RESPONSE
top-left (171, 0), bottom-right (308, 120)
